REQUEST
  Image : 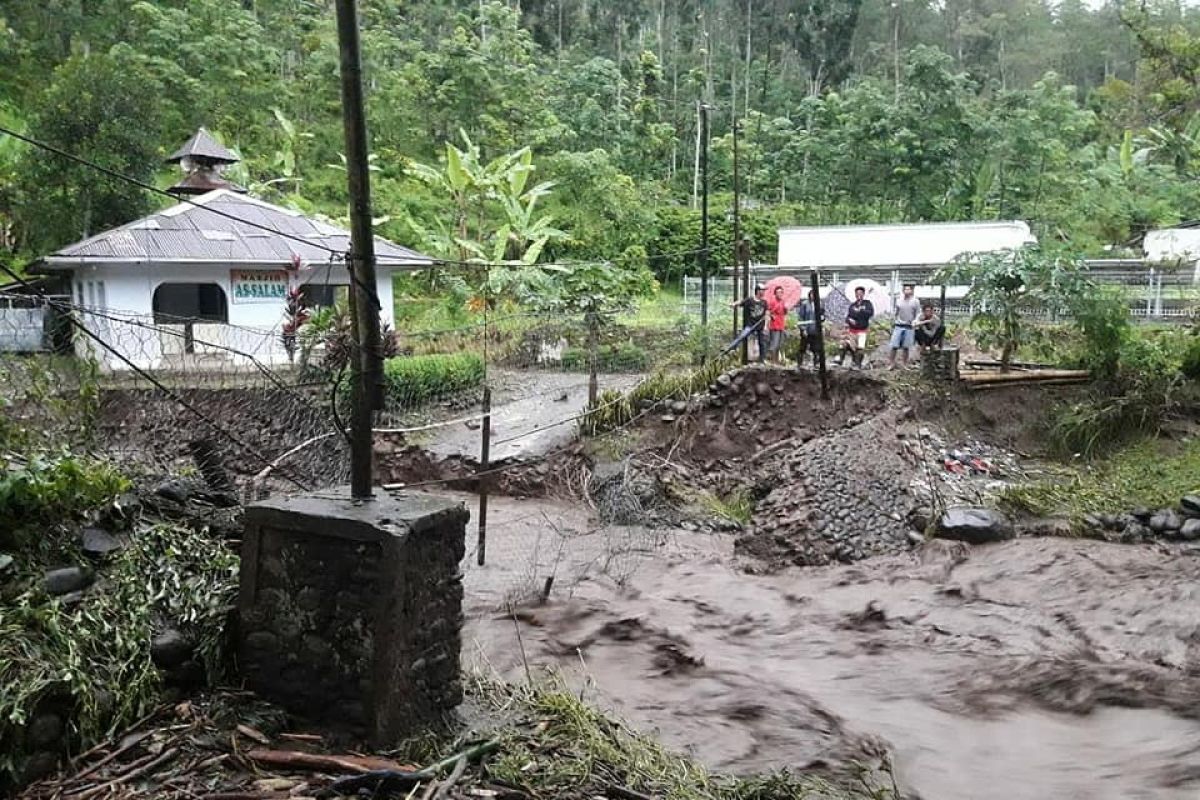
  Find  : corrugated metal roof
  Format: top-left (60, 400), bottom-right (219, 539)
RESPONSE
top-left (44, 189), bottom-right (432, 269)
top-left (166, 128), bottom-right (239, 164)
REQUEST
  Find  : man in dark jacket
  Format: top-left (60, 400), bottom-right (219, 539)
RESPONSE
top-left (793, 289), bottom-right (822, 370)
top-left (723, 283), bottom-right (768, 362)
top-left (836, 286), bottom-right (874, 368)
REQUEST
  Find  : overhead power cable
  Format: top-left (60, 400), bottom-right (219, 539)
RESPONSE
top-left (0, 125), bottom-right (347, 260)
top-left (0, 260), bottom-right (312, 491)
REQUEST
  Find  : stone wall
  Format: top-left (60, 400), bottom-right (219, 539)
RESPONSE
top-left (237, 490), bottom-right (468, 744)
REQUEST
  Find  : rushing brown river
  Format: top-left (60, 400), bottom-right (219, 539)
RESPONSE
top-left (460, 495), bottom-right (1200, 800)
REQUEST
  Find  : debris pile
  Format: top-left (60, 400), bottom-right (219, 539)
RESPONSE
top-left (900, 427), bottom-right (1030, 509)
top-left (17, 686), bottom-right (887, 800)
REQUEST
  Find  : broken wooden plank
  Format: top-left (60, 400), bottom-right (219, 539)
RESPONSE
top-left (960, 369), bottom-right (1089, 384)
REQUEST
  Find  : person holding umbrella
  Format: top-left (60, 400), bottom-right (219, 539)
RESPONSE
top-left (765, 284), bottom-right (790, 363)
top-left (724, 283), bottom-right (768, 362)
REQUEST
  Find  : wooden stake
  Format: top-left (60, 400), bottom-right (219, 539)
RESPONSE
top-left (809, 270), bottom-right (829, 400)
top-left (476, 386), bottom-right (491, 567)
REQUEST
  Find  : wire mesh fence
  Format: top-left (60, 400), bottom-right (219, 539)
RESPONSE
top-left (0, 284), bottom-right (727, 608)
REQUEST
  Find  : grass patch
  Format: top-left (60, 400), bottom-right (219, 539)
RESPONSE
top-left (468, 677), bottom-right (892, 800)
top-left (382, 352), bottom-right (485, 408)
top-left (695, 487), bottom-right (754, 525)
top-left (619, 284), bottom-right (690, 330)
top-left (1000, 436), bottom-right (1200, 519)
top-left (580, 356), bottom-right (734, 436)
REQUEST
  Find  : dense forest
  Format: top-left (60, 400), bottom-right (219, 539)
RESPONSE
top-left (3, 1), bottom-right (1200, 277)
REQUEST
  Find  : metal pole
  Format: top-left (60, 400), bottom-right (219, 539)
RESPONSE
top-left (731, 115), bottom-right (741, 341)
top-left (939, 283), bottom-right (947, 351)
top-left (809, 270), bottom-right (829, 400)
top-left (699, 104), bottom-right (710, 328)
top-left (738, 238), bottom-right (752, 364)
top-left (335, 0), bottom-right (382, 499)
top-left (476, 387), bottom-right (491, 566)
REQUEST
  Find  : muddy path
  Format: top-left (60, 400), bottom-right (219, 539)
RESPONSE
top-left (459, 495), bottom-right (1200, 800)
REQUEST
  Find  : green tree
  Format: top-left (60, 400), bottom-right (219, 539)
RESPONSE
top-left (935, 247), bottom-right (1086, 371)
top-left (16, 49), bottom-right (166, 254)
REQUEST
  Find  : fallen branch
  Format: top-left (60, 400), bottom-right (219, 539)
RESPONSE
top-left (430, 755), bottom-right (469, 800)
top-left (245, 748), bottom-right (408, 774)
top-left (319, 740), bottom-right (500, 797)
top-left (67, 731), bottom-right (153, 783)
top-left (72, 747), bottom-right (180, 800)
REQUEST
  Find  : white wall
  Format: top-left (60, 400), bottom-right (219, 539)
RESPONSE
top-left (777, 221), bottom-right (1036, 269)
top-left (60, 261), bottom-right (398, 370)
top-left (1144, 228), bottom-right (1200, 261)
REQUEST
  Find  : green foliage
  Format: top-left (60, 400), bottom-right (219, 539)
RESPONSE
top-left (3, 0), bottom-right (1200, 269)
top-left (381, 352), bottom-right (485, 408)
top-left (475, 679), bottom-right (884, 800)
top-left (580, 357), bottom-right (732, 436)
top-left (1046, 328), bottom-right (1188, 459)
top-left (409, 132), bottom-right (565, 264)
top-left (1001, 437), bottom-right (1200, 522)
top-left (560, 342), bottom-right (648, 373)
top-left (14, 49), bottom-right (166, 254)
top-left (0, 453), bottom-right (128, 551)
top-left (935, 248), bottom-right (1088, 371)
top-left (1069, 286), bottom-right (1131, 379)
top-left (696, 488), bottom-right (754, 525)
top-left (0, 519), bottom-right (238, 785)
top-left (1181, 336), bottom-right (1200, 380)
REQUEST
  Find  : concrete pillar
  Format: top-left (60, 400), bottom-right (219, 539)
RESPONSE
top-left (237, 489), bottom-right (468, 744)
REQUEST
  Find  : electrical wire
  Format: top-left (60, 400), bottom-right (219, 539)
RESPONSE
top-left (0, 125), bottom-right (348, 260)
top-left (0, 261), bottom-right (312, 490)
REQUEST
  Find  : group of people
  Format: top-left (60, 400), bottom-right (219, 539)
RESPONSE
top-left (726, 282), bottom-right (946, 370)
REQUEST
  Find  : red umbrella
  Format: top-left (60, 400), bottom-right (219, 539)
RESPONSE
top-left (764, 275), bottom-right (804, 309)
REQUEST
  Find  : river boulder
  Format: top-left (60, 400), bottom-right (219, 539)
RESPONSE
top-left (935, 507), bottom-right (1014, 545)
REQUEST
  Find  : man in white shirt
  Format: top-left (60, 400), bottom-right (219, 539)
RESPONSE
top-left (888, 283), bottom-right (921, 370)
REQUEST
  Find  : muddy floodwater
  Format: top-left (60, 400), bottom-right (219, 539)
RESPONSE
top-left (459, 495), bottom-right (1200, 800)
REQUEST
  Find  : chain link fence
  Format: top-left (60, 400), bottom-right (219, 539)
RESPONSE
top-left (692, 259), bottom-right (1200, 322)
top-left (0, 283), bottom-right (728, 609)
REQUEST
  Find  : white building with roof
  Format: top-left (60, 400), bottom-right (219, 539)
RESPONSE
top-left (33, 129), bottom-right (431, 370)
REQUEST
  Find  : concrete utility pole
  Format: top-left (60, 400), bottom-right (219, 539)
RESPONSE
top-left (335, 0), bottom-right (382, 499)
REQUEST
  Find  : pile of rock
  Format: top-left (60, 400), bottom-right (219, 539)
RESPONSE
top-left (1084, 495), bottom-right (1200, 543)
top-left (736, 414), bottom-right (921, 568)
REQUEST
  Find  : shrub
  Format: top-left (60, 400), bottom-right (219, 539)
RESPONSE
top-left (1070, 287), bottom-right (1130, 379)
top-left (381, 352), bottom-right (485, 408)
top-left (1182, 336), bottom-right (1200, 381)
top-left (0, 453), bottom-right (128, 552)
top-left (560, 342), bottom-right (649, 372)
top-left (1046, 329), bottom-right (1185, 459)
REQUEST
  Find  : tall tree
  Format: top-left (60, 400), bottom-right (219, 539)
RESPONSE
top-left (15, 49), bottom-right (166, 253)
